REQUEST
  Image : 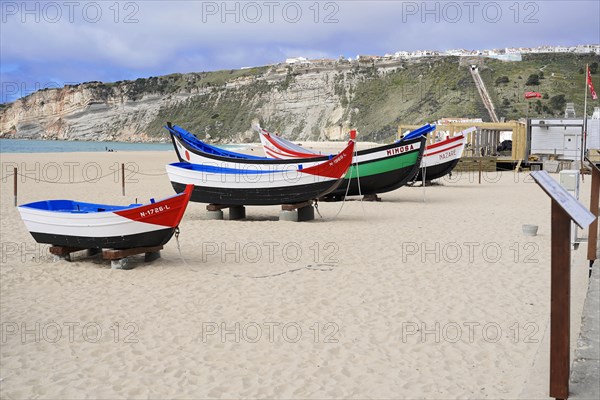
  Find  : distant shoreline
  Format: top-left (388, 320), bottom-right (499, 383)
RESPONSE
top-left (0, 138), bottom-right (379, 154)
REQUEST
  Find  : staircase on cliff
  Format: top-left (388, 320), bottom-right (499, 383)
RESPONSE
top-left (469, 66), bottom-right (499, 123)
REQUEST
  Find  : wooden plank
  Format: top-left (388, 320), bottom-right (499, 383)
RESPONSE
top-left (281, 201), bottom-right (313, 211)
top-left (549, 200), bottom-right (571, 400)
top-left (454, 157), bottom-right (497, 172)
top-left (102, 246), bottom-right (163, 260)
top-left (49, 246), bottom-right (86, 256)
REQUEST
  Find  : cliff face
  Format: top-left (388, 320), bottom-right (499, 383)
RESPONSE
top-left (1, 54), bottom-right (597, 142)
top-left (0, 59), bottom-right (464, 143)
top-left (0, 78), bottom-right (204, 142)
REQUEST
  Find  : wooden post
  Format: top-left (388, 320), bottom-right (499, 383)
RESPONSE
top-left (530, 170), bottom-right (596, 400)
top-left (13, 167), bottom-right (17, 206)
top-left (587, 160), bottom-right (599, 266)
top-left (549, 200), bottom-right (571, 400)
top-left (121, 163), bottom-right (125, 196)
top-left (478, 161), bottom-right (482, 184)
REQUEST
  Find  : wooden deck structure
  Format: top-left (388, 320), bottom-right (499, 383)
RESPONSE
top-left (398, 121), bottom-right (528, 163)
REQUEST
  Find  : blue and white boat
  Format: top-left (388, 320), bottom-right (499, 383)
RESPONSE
top-left (18, 185), bottom-right (193, 249)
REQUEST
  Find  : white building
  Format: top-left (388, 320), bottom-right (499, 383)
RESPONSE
top-left (285, 57), bottom-right (310, 65)
top-left (575, 44), bottom-right (600, 53)
top-left (588, 107), bottom-right (600, 151)
top-left (530, 118), bottom-right (585, 162)
top-left (445, 49), bottom-right (469, 56)
top-left (394, 51), bottom-right (410, 58)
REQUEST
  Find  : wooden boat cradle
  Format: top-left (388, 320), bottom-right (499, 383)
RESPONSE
top-left (49, 245), bottom-right (163, 269)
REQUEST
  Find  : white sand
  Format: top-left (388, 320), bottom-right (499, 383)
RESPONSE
top-left (0, 150), bottom-right (596, 399)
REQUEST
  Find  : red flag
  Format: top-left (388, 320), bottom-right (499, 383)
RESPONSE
top-left (524, 91), bottom-right (542, 99)
top-left (587, 67), bottom-right (598, 100)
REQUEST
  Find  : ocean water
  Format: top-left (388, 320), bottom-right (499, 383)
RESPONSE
top-left (0, 139), bottom-right (173, 153)
top-left (0, 139), bottom-right (246, 153)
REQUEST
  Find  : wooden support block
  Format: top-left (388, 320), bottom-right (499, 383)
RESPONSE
top-left (281, 201), bottom-right (313, 211)
top-left (363, 194), bottom-right (382, 202)
top-left (102, 246), bottom-right (163, 260)
top-left (49, 246), bottom-right (86, 256)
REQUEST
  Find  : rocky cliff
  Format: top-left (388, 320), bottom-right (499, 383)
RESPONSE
top-left (1, 54), bottom-right (597, 142)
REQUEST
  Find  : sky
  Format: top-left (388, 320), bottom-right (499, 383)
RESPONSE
top-left (1, 0), bottom-right (599, 103)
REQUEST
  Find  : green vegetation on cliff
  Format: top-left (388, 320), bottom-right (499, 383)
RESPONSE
top-left (480, 54), bottom-right (599, 121)
top-left (145, 53), bottom-right (599, 141)
top-left (3, 53), bottom-right (598, 142)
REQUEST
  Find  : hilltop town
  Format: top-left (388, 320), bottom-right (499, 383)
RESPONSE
top-left (282, 44), bottom-right (600, 66)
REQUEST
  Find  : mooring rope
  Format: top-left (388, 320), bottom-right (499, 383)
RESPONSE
top-left (124, 167), bottom-right (167, 176)
top-left (3, 171), bottom-right (119, 184)
top-left (331, 170), bottom-right (353, 220)
top-left (174, 227), bottom-right (336, 279)
top-left (353, 146), bottom-right (366, 216)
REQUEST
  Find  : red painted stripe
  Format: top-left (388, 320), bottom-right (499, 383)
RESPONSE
top-left (300, 141), bottom-right (355, 179)
top-left (114, 185), bottom-right (193, 227)
top-left (262, 133), bottom-right (320, 158)
top-left (426, 134), bottom-right (464, 150)
top-left (425, 142), bottom-right (463, 157)
top-left (264, 148), bottom-right (284, 159)
top-left (264, 145), bottom-right (298, 159)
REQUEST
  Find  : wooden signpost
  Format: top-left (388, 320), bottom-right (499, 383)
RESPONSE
top-left (530, 171), bottom-right (596, 400)
top-left (585, 157), bottom-right (599, 271)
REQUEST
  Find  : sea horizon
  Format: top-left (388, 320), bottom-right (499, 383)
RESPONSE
top-left (0, 138), bottom-right (247, 153)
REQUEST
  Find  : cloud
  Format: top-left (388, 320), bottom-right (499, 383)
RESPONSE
top-left (1, 0), bottom-right (599, 102)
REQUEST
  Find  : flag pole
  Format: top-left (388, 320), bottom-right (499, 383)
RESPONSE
top-left (582, 64), bottom-right (589, 173)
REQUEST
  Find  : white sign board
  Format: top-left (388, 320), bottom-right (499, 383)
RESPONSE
top-left (531, 171), bottom-right (596, 229)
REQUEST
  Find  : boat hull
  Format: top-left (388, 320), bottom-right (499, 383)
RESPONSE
top-left (167, 125), bottom-right (426, 198)
top-left (29, 228), bottom-right (176, 249)
top-left (329, 144), bottom-right (423, 197)
top-left (414, 134), bottom-right (467, 181)
top-left (166, 139), bottom-right (355, 206)
top-left (415, 158), bottom-right (461, 181)
top-left (171, 179), bottom-right (342, 205)
top-left (255, 124), bottom-right (470, 184)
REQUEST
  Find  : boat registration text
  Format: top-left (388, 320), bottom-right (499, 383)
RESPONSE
top-left (140, 205), bottom-right (170, 217)
top-left (386, 144), bottom-right (414, 156)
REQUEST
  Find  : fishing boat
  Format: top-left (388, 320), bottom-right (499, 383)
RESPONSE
top-left (166, 123), bottom-right (431, 198)
top-left (166, 136), bottom-right (355, 205)
top-left (259, 126), bottom-right (472, 182)
top-left (414, 129), bottom-right (471, 181)
top-left (18, 185), bottom-right (193, 249)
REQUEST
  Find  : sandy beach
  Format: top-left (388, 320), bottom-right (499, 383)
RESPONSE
top-left (0, 150), bottom-right (596, 399)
